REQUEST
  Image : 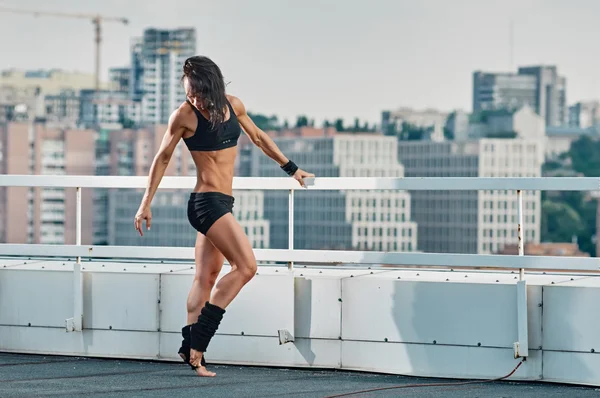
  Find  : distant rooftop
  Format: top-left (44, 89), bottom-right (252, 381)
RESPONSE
top-left (546, 126), bottom-right (599, 136)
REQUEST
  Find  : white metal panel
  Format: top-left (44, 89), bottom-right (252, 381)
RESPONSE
top-left (1, 244), bottom-right (598, 271)
top-left (0, 326), bottom-right (159, 359)
top-left (4, 263), bottom-right (600, 386)
top-left (543, 286), bottom-right (600, 352)
top-left (218, 272), bottom-right (294, 337)
top-left (527, 285), bottom-right (543, 350)
top-left (294, 275), bottom-right (342, 339)
top-left (159, 271), bottom-right (294, 337)
top-left (1, 174), bottom-right (598, 191)
top-left (0, 270), bottom-right (72, 327)
top-left (83, 272), bottom-right (160, 331)
top-left (208, 335), bottom-right (341, 368)
top-left (158, 273), bottom-right (192, 333)
top-left (543, 351), bottom-right (600, 386)
top-left (341, 341), bottom-right (542, 380)
top-left (342, 279), bottom-right (519, 347)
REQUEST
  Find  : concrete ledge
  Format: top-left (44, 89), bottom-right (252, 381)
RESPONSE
top-left (1, 260), bottom-right (600, 386)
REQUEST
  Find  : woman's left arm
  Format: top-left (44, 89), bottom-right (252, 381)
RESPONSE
top-left (229, 95), bottom-right (315, 187)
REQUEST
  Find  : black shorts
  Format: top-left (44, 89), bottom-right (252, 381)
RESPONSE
top-left (187, 192), bottom-right (235, 235)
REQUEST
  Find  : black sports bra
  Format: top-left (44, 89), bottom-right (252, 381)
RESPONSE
top-left (183, 99), bottom-right (242, 151)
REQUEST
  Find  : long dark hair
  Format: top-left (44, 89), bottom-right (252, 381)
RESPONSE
top-left (182, 56), bottom-right (227, 129)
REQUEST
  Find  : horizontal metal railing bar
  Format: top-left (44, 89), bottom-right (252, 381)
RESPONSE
top-left (0, 244), bottom-right (598, 272)
top-left (0, 175), bottom-right (599, 191)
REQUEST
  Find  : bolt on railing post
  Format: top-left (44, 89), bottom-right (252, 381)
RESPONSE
top-left (288, 189), bottom-right (294, 271)
top-left (73, 186), bottom-right (83, 332)
top-left (517, 189), bottom-right (524, 280)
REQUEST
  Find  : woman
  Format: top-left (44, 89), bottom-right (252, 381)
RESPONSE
top-left (134, 56), bottom-right (314, 377)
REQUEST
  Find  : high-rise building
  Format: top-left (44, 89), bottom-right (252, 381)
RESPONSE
top-left (129, 38), bottom-right (145, 103)
top-left (473, 66), bottom-right (567, 127)
top-left (242, 132), bottom-right (418, 252)
top-left (132, 28), bottom-right (196, 125)
top-left (398, 138), bottom-right (543, 254)
top-left (518, 66), bottom-right (567, 127)
top-left (0, 122), bottom-right (95, 245)
top-left (79, 89), bottom-right (141, 129)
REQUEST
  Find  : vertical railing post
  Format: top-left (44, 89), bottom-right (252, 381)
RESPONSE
top-left (288, 189), bottom-right (294, 270)
top-left (68, 186), bottom-right (83, 332)
top-left (517, 189), bottom-right (525, 280)
top-left (514, 189), bottom-right (528, 358)
top-left (278, 188), bottom-right (297, 345)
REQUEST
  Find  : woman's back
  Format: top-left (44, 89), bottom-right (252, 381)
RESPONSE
top-left (180, 95), bottom-right (242, 195)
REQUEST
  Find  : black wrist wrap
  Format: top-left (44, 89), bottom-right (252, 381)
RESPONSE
top-left (281, 160), bottom-right (298, 176)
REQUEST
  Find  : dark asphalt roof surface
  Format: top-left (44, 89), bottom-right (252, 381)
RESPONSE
top-left (1, 353), bottom-right (599, 397)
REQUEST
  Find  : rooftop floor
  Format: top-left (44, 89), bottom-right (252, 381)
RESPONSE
top-left (1, 353), bottom-right (599, 398)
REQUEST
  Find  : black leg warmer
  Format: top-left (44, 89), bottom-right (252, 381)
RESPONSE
top-left (178, 325), bottom-right (191, 354)
top-left (178, 324), bottom-right (206, 369)
top-left (190, 301), bottom-right (226, 353)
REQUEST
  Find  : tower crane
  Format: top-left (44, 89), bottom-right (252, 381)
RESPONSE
top-left (0, 6), bottom-right (129, 91)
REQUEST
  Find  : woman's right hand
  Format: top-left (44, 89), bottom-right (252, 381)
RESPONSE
top-left (134, 206), bottom-right (152, 236)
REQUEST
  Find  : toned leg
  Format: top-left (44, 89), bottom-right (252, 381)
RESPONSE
top-left (204, 213), bottom-right (258, 309)
top-left (180, 232), bottom-right (224, 377)
top-left (187, 232), bottom-right (225, 324)
top-left (189, 213), bottom-right (257, 372)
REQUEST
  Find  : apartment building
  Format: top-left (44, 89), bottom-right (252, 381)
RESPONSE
top-left (0, 122), bottom-right (95, 244)
top-left (241, 132), bottom-right (418, 251)
top-left (398, 138), bottom-right (543, 254)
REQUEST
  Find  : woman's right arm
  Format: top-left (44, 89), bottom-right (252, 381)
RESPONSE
top-left (134, 109), bottom-right (187, 236)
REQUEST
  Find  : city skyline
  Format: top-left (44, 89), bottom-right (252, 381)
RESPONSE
top-left (1, 0), bottom-right (600, 125)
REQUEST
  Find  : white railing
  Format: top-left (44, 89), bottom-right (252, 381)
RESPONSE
top-left (0, 174), bottom-right (598, 272)
top-left (1, 174), bottom-right (599, 353)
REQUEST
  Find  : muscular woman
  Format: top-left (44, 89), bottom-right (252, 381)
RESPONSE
top-left (134, 56), bottom-right (314, 377)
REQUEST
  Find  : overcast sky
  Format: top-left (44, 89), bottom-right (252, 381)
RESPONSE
top-left (1, 0), bottom-right (599, 125)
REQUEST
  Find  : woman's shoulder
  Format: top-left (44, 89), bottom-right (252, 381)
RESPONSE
top-left (226, 94), bottom-right (247, 117)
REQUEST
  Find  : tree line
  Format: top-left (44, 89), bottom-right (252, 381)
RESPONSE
top-left (542, 135), bottom-right (600, 256)
top-left (247, 112), bottom-right (378, 133)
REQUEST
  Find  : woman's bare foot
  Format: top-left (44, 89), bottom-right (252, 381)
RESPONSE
top-left (190, 348), bottom-right (216, 377)
top-left (195, 365), bottom-right (216, 377)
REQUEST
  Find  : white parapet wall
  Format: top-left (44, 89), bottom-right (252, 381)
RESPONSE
top-left (1, 259), bottom-right (600, 386)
